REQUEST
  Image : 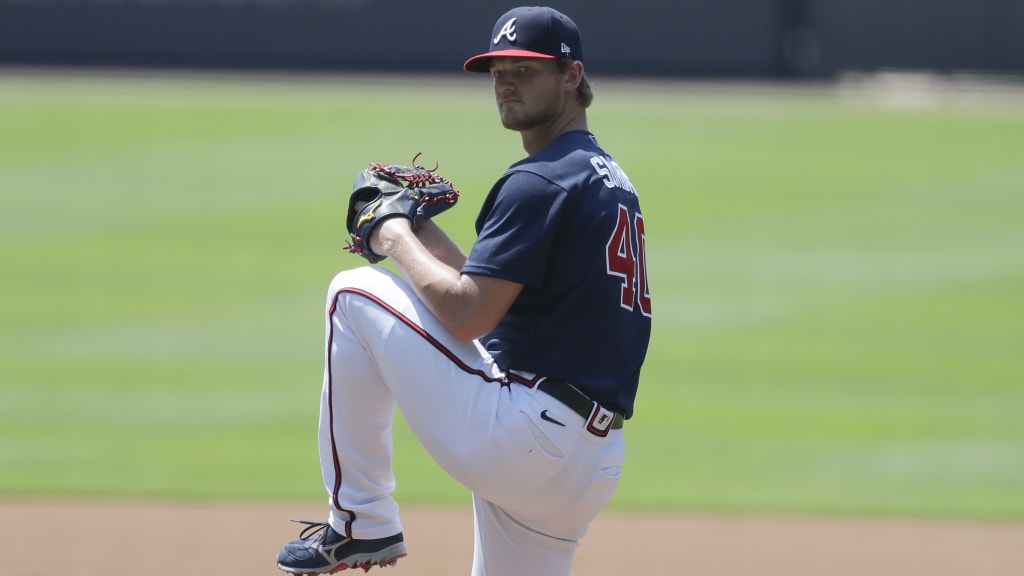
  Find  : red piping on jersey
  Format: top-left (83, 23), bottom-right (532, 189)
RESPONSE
top-left (505, 371), bottom-right (543, 388)
top-left (325, 286), bottom-right (505, 536)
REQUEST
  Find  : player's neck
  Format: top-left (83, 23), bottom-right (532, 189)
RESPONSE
top-left (520, 110), bottom-right (588, 155)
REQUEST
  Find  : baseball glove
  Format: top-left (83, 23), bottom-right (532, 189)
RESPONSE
top-left (345, 153), bottom-right (460, 263)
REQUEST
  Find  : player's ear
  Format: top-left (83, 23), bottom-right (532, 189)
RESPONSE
top-left (564, 61), bottom-right (583, 90)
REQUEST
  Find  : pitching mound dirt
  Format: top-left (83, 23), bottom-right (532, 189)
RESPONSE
top-left (2, 499), bottom-right (1023, 575)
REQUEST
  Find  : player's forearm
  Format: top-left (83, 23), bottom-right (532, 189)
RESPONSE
top-left (414, 219), bottom-right (467, 270)
top-left (375, 219), bottom-right (488, 341)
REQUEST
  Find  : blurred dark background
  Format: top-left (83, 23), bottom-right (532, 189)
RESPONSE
top-left (1, 0), bottom-right (1022, 78)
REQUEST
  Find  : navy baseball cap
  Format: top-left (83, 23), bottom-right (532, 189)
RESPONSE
top-left (464, 6), bottom-right (583, 73)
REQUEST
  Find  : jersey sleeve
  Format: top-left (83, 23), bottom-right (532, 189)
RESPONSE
top-left (462, 171), bottom-right (567, 287)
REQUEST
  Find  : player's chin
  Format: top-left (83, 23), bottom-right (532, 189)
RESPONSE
top-left (498, 101), bottom-right (529, 125)
top-left (500, 117), bottom-right (523, 130)
top-left (499, 109), bottom-right (534, 131)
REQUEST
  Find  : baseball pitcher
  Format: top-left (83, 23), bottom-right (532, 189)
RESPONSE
top-left (276, 6), bottom-right (652, 575)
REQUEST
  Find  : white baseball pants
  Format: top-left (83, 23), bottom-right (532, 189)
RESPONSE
top-left (316, 266), bottom-right (625, 576)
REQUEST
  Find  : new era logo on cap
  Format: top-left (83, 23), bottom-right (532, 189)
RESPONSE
top-left (464, 6), bottom-right (584, 73)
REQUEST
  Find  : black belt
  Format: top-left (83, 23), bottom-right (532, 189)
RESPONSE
top-left (536, 378), bottom-right (624, 437)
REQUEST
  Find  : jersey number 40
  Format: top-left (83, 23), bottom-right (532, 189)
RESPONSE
top-left (606, 204), bottom-right (652, 317)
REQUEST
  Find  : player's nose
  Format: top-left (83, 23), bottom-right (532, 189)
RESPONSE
top-left (493, 74), bottom-right (515, 93)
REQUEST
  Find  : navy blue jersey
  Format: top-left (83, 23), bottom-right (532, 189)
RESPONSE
top-left (462, 131), bottom-right (651, 418)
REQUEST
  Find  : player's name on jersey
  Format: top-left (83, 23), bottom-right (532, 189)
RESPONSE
top-left (590, 155), bottom-right (637, 194)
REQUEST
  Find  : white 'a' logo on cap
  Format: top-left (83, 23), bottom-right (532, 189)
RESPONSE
top-left (494, 17), bottom-right (517, 44)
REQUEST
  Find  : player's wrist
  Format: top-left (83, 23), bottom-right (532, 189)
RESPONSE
top-left (371, 216), bottom-right (413, 256)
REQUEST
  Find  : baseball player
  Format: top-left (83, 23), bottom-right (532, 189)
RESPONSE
top-left (276, 6), bottom-right (651, 575)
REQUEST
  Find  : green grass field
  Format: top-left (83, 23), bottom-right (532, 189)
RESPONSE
top-left (1, 71), bottom-right (1022, 520)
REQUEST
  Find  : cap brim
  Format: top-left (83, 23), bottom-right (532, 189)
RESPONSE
top-left (463, 49), bottom-right (556, 73)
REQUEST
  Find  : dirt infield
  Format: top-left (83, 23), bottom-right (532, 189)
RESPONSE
top-left (3, 499), bottom-right (1023, 576)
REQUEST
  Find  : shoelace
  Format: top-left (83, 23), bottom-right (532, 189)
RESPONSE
top-left (290, 519), bottom-right (333, 542)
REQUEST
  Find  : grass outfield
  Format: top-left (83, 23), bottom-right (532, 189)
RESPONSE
top-left (1, 71), bottom-right (1022, 520)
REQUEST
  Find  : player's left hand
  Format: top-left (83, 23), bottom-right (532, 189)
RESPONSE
top-left (346, 154), bottom-right (459, 263)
